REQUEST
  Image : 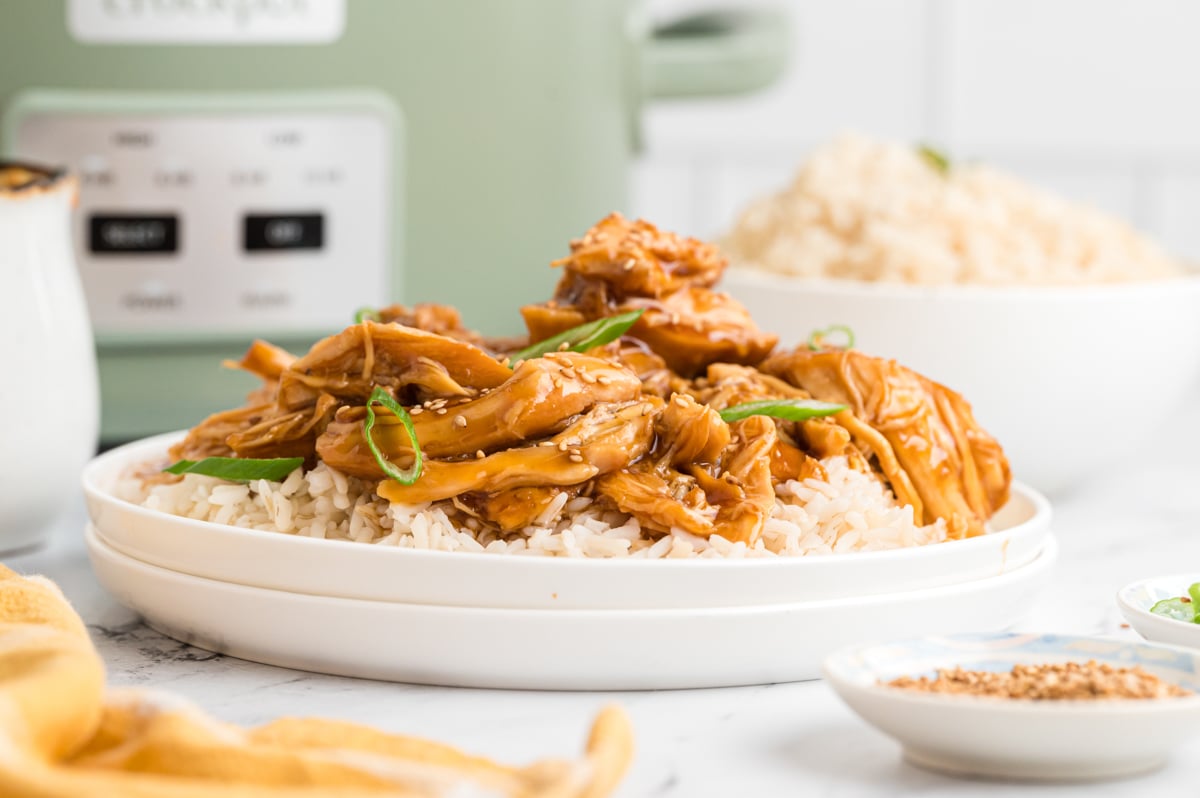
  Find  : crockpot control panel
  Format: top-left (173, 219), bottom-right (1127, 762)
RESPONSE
top-left (6, 92), bottom-right (396, 340)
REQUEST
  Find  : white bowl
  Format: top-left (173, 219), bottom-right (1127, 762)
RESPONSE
top-left (1118, 575), bottom-right (1200, 650)
top-left (84, 432), bottom-right (1052, 610)
top-left (824, 633), bottom-right (1200, 780)
top-left (87, 524), bottom-right (1056, 690)
top-left (723, 269), bottom-right (1200, 494)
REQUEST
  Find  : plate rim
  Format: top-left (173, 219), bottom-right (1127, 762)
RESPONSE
top-left (86, 523), bottom-right (1058, 618)
top-left (84, 431), bottom-right (1053, 572)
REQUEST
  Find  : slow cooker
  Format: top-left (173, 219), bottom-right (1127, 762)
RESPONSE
top-left (0, 0), bottom-right (787, 441)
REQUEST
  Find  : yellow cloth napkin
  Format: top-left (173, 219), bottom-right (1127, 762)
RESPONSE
top-left (0, 565), bottom-right (632, 797)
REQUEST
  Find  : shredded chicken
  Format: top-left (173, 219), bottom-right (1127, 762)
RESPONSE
top-left (761, 348), bottom-right (1010, 537)
top-left (521, 213), bottom-right (777, 376)
top-left (160, 214), bottom-right (1012, 547)
top-left (316, 352), bottom-right (643, 478)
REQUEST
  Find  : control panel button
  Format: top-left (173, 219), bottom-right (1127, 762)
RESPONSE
top-left (89, 214), bottom-right (179, 254)
top-left (243, 212), bottom-right (324, 252)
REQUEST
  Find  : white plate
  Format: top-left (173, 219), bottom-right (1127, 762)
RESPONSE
top-left (1118, 575), bottom-right (1200, 650)
top-left (84, 432), bottom-right (1052, 610)
top-left (86, 524), bottom-right (1055, 690)
top-left (824, 633), bottom-right (1200, 780)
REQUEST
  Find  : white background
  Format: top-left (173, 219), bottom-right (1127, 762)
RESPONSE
top-left (634, 0), bottom-right (1200, 261)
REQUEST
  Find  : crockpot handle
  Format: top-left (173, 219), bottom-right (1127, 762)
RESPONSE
top-left (642, 9), bottom-right (790, 99)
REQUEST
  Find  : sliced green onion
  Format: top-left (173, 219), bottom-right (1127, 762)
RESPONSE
top-left (1151, 597), bottom-right (1198, 623)
top-left (917, 143), bottom-right (951, 176)
top-left (509, 309), bottom-right (645, 365)
top-left (719, 398), bottom-right (847, 424)
top-left (364, 386), bottom-right (423, 485)
top-left (807, 324), bottom-right (856, 351)
top-left (354, 307), bottom-right (381, 324)
top-left (163, 456), bottom-right (303, 482)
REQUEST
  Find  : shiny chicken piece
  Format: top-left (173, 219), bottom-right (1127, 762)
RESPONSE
top-left (316, 352), bottom-right (643, 478)
top-left (595, 394), bottom-right (778, 544)
top-left (618, 288), bottom-right (777, 377)
top-left (280, 321), bottom-right (514, 409)
top-left (170, 394), bottom-right (341, 465)
top-left (762, 348), bottom-right (1011, 537)
top-left (170, 403), bottom-right (274, 462)
top-left (551, 212), bottom-right (726, 299)
top-left (522, 213), bottom-right (777, 377)
top-left (377, 399), bottom-right (660, 504)
top-left (471, 487), bottom-right (578, 533)
top-left (228, 339), bottom-right (296, 383)
top-left (689, 364), bottom-right (830, 484)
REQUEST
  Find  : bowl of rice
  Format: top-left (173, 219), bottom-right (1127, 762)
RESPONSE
top-left (720, 135), bottom-right (1200, 493)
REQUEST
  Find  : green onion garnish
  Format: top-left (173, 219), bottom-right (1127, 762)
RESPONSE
top-left (718, 398), bottom-right (846, 424)
top-left (1149, 582), bottom-right (1200, 624)
top-left (163, 456), bottom-right (303, 482)
top-left (1151, 596), bottom-right (1198, 623)
top-left (364, 386), bottom-right (423, 485)
top-left (354, 307), bottom-right (381, 324)
top-left (807, 324), bottom-right (855, 351)
top-left (509, 309), bottom-right (645, 365)
top-left (917, 144), bottom-right (951, 176)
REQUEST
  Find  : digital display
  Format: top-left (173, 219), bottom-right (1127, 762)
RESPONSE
top-left (244, 213), bottom-right (324, 252)
top-left (89, 214), bottom-right (178, 254)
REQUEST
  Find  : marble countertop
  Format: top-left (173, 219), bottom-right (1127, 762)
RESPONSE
top-left (10, 412), bottom-right (1200, 797)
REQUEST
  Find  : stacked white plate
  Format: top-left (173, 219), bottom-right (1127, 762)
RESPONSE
top-left (83, 433), bottom-right (1056, 690)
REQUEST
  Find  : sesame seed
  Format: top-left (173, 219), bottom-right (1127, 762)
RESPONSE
top-left (557, 441), bottom-right (569, 452)
top-left (436, 408), bottom-right (447, 415)
top-left (568, 454), bottom-right (584, 463)
top-left (453, 414), bottom-right (467, 428)
top-left (410, 407), bottom-right (423, 416)
top-left (476, 450), bottom-right (485, 459)
top-left (596, 375), bottom-right (612, 386)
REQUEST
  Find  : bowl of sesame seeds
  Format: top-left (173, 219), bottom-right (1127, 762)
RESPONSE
top-left (823, 632), bottom-right (1200, 780)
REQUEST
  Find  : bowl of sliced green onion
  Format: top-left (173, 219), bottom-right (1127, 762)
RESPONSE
top-left (1118, 576), bottom-right (1200, 650)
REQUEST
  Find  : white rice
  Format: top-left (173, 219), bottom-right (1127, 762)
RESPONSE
top-left (117, 456), bottom-right (945, 559)
top-left (722, 133), bottom-right (1184, 285)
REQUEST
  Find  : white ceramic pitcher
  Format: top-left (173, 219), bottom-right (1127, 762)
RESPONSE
top-left (0, 163), bottom-right (98, 551)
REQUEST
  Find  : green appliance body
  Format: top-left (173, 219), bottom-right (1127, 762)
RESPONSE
top-left (0, 0), bottom-right (786, 442)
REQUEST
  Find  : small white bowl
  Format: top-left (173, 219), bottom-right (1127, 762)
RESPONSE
top-left (723, 269), bottom-right (1200, 495)
top-left (1118, 575), bottom-right (1200, 650)
top-left (823, 633), bottom-right (1200, 780)
top-left (83, 432), bottom-right (1052, 610)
